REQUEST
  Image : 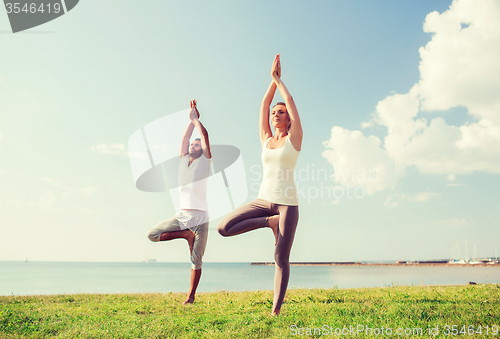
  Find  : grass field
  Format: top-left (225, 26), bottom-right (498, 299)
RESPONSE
top-left (1, 284), bottom-right (499, 338)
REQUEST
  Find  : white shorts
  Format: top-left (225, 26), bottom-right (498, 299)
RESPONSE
top-left (176, 209), bottom-right (209, 230)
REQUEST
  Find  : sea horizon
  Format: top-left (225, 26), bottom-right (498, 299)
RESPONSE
top-left (1, 261), bottom-right (499, 296)
top-left (3, 258), bottom-right (500, 266)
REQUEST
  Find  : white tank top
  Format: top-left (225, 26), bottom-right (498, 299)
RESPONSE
top-left (178, 154), bottom-right (212, 211)
top-left (258, 136), bottom-right (300, 205)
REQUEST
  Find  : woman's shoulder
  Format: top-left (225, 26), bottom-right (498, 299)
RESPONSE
top-left (261, 136), bottom-right (272, 147)
top-left (286, 133), bottom-right (301, 152)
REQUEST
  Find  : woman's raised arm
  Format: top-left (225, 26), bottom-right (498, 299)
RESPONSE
top-left (260, 81), bottom-right (276, 144)
top-left (272, 55), bottom-right (303, 151)
top-left (260, 55), bottom-right (285, 144)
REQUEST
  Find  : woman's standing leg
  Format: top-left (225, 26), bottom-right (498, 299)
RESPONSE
top-left (272, 205), bottom-right (299, 314)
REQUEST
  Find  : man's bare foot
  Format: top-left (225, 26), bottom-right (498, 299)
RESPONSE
top-left (186, 230), bottom-right (196, 254)
top-left (271, 307), bottom-right (281, 316)
top-left (183, 296), bottom-right (195, 305)
top-left (268, 215), bottom-right (279, 246)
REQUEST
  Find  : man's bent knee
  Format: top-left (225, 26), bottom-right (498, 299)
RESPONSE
top-left (146, 229), bottom-right (161, 242)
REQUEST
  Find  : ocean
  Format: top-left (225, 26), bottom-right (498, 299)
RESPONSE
top-left (1, 261), bottom-right (499, 296)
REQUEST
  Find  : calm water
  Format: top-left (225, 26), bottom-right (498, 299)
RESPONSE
top-left (1, 261), bottom-right (499, 296)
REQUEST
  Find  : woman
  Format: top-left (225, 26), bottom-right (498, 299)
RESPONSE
top-left (217, 54), bottom-right (302, 316)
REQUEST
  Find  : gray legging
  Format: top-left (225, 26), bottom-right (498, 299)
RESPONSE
top-left (217, 198), bottom-right (299, 310)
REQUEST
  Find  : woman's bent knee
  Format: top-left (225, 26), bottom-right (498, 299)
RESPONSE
top-left (216, 222), bottom-right (229, 236)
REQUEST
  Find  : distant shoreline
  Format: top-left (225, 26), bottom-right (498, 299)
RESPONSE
top-left (251, 262), bottom-right (500, 267)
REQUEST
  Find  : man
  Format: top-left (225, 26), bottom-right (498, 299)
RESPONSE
top-left (147, 99), bottom-right (211, 304)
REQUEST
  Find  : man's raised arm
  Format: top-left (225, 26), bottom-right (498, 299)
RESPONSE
top-left (180, 121), bottom-right (195, 158)
top-left (180, 100), bottom-right (201, 157)
top-left (189, 100), bottom-right (211, 159)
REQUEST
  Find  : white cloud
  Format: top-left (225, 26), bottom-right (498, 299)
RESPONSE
top-left (419, 0), bottom-right (500, 123)
top-left (430, 218), bottom-right (470, 229)
top-left (39, 191), bottom-right (56, 210)
top-left (80, 187), bottom-right (98, 196)
top-left (40, 177), bottom-right (72, 197)
top-left (322, 127), bottom-right (405, 194)
top-left (446, 174), bottom-right (455, 181)
top-left (41, 177), bottom-right (71, 190)
top-left (407, 191), bottom-right (442, 202)
top-left (447, 183), bottom-right (463, 187)
top-left (41, 177), bottom-right (57, 185)
top-left (384, 195), bottom-right (399, 208)
top-left (91, 143), bottom-right (128, 156)
top-left (39, 177), bottom-right (98, 211)
top-left (323, 0), bottom-right (500, 195)
top-left (128, 150), bottom-right (149, 161)
top-left (360, 120), bottom-right (374, 129)
top-left (384, 191), bottom-right (440, 207)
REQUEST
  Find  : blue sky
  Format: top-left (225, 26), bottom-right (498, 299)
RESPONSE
top-left (1, 0), bottom-right (499, 263)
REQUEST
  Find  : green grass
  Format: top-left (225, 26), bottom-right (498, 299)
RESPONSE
top-left (1, 284), bottom-right (499, 338)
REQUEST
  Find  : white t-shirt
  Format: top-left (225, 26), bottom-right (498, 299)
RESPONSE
top-left (178, 154), bottom-right (212, 211)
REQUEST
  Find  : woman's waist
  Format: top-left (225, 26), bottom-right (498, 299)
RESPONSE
top-left (261, 169), bottom-right (296, 181)
top-left (258, 183), bottom-right (299, 204)
top-left (259, 179), bottom-right (297, 189)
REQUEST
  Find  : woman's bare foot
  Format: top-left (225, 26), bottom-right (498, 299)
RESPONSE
top-left (185, 230), bottom-right (196, 254)
top-left (268, 215), bottom-right (280, 245)
top-left (271, 307), bottom-right (281, 316)
top-left (183, 296), bottom-right (195, 305)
